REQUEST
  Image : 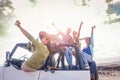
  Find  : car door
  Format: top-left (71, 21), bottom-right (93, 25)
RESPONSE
top-left (39, 70), bottom-right (90, 80)
top-left (0, 66), bottom-right (4, 80)
top-left (3, 47), bottom-right (40, 80)
top-left (3, 65), bottom-right (40, 80)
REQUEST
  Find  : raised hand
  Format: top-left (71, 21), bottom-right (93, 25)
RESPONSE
top-left (51, 22), bottom-right (61, 33)
top-left (80, 21), bottom-right (83, 26)
top-left (15, 20), bottom-right (21, 27)
top-left (77, 21), bottom-right (83, 38)
top-left (51, 22), bottom-right (55, 26)
top-left (92, 25), bottom-right (96, 29)
top-left (91, 25), bottom-right (96, 35)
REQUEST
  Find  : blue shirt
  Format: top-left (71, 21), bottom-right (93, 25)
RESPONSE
top-left (82, 34), bottom-right (94, 58)
top-left (82, 46), bottom-right (92, 57)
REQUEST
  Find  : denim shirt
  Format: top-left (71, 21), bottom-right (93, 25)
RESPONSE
top-left (82, 34), bottom-right (94, 58)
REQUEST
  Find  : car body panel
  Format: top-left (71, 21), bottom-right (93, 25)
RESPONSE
top-left (0, 64), bottom-right (90, 80)
top-left (0, 66), bottom-right (4, 80)
top-left (0, 43), bottom-right (94, 80)
top-left (39, 70), bottom-right (90, 80)
top-left (3, 65), bottom-right (40, 80)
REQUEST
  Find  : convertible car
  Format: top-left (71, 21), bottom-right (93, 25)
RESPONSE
top-left (0, 43), bottom-right (98, 80)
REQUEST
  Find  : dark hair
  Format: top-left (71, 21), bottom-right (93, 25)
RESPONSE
top-left (39, 31), bottom-right (47, 39)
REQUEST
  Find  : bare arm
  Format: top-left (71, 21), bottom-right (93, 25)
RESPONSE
top-left (15, 20), bottom-right (36, 45)
top-left (15, 20), bottom-right (29, 37)
top-left (91, 25), bottom-right (96, 35)
top-left (77, 21), bottom-right (83, 39)
top-left (90, 25), bottom-right (96, 46)
top-left (79, 25), bottom-right (96, 42)
top-left (79, 37), bottom-right (86, 40)
top-left (51, 22), bottom-right (63, 35)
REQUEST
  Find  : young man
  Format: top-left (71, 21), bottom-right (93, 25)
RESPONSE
top-left (58, 28), bottom-right (73, 70)
top-left (15, 20), bottom-right (49, 72)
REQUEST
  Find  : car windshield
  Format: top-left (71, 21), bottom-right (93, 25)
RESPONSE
top-left (11, 47), bottom-right (32, 60)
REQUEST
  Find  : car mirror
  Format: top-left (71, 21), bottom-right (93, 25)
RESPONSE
top-left (4, 51), bottom-right (11, 67)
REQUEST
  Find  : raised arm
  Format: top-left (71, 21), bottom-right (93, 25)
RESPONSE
top-left (51, 22), bottom-right (61, 33)
top-left (91, 25), bottom-right (96, 36)
top-left (90, 25), bottom-right (96, 46)
top-left (79, 37), bottom-right (86, 40)
top-left (51, 22), bottom-right (64, 38)
top-left (77, 21), bottom-right (83, 39)
top-left (15, 20), bottom-right (29, 37)
top-left (15, 20), bottom-right (36, 45)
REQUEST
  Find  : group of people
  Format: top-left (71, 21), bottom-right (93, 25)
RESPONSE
top-left (56, 22), bottom-right (95, 70)
top-left (14, 20), bottom-right (95, 72)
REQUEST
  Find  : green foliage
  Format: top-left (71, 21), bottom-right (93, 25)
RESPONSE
top-left (82, 0), bottom-right (87, 6)
top-left (105, 1), bottom-right (120, 24)
top-left (104, 18), bottom-right (120, 24)
top-left (29, 0), bottom-right (38, 5)
top-left (105, 0), bottom-right (113, 3)
top-left (106, 2), bottom-right (120, 15)
top-left (0, 0), bottom-right (14, 37)
top-left (74, 0), bottom-right (90, 7)
top-left (29, 0), bottom-right (36, 4)
top-left (0, 22), bottom-right (7, 36)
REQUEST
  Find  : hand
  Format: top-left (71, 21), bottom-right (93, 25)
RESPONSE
top-left (15, 20), bottom-right (21, 27)
top-left (92, 25), bottom-right (96, 29)
top-left (81, 21), bottom-right (83, 24)
top-left (51, 22), bottom-right (55, 26)
top-left (80, 21), bottom-right (83, 26)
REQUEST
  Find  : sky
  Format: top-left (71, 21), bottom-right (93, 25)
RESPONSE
top-left (0, 0), bottom-right (120, 65)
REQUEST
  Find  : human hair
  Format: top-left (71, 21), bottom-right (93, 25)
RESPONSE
top-left (39, 31), bottom-right (47, 40)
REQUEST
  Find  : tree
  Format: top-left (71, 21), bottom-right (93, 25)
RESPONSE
top-left (105, 0), bottom-right (120, 24)
top-left (74, 0), bottom-right (90, 7)
top-left (0, 0), bottom-right (14, 36)
top-left (0, 0), bottom-right (38, 37)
